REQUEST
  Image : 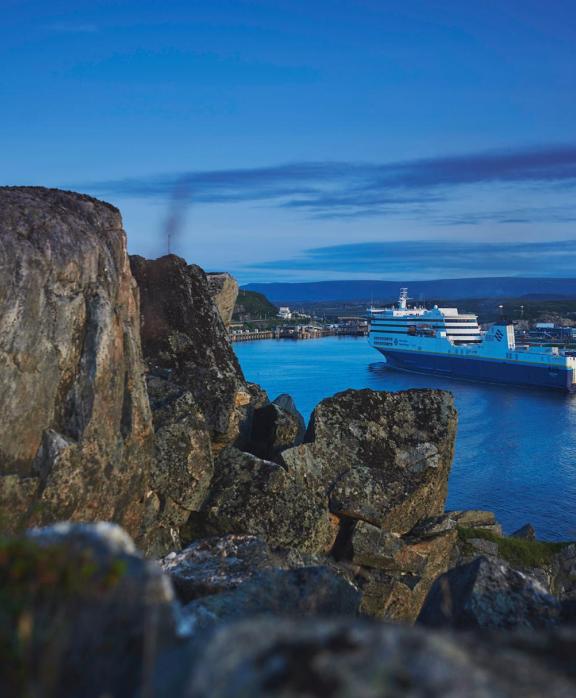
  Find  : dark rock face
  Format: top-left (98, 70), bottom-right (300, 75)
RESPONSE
top-left (129, 254), bottom-right (246, 449)
top-left (146, 376), bottom-right (214, 550)
top-left (248, 401), bottom-right (305, 460)
top-left (0, 523), bottom-right (177, 698)
top-left (206, 272), bottom-right (238, 326)
top-left (183, 567), bottom-right (361, 631)
top-left (184, 618), bottom-right (576, 698)
top-left (273, 394), bottom-right (306, 440)
top-left (282, 389), bottom-right (457, 534)
top-left (419, 556), bottom-right (561, 630)
top-left (0, 188), bottom-right (155, 544)
top-left (187, 448), bottom-right (337, 553)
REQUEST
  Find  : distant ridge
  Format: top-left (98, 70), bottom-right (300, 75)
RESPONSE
top-left (241, 278), bottom-right (576, 303)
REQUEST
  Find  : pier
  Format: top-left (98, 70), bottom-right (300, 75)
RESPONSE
top-left (230, 321), bottom-right (368, 342)
top-left (230, 329), bottom-right (274, 342)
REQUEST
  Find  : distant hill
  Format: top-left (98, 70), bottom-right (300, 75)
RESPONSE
top-left (242, 278), bottom-right (576, 303)
top-left (233, 289), bottom-right (278, 320)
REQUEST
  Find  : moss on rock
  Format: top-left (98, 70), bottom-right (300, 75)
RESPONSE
top-left (457, 527), bottom-right (569, 569)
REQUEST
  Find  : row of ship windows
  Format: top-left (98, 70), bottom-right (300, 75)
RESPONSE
top-left (373, 338), bottom-right (482, 347)
top-left (371, 329), bottom-right (481, 336)
top-left (371, 317), bottom-right (478, 324)
top-left (372, 323), bottom-right (480, 332)
top-left (372, 319), bottom-right (478, 327)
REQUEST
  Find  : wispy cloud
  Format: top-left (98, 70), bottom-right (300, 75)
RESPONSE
top-left (436, 206), bottom-right (576, 227)
top-left (248, 239), bottom-right (576, 278)
top-left (76, 144), bottom-right (576, 221)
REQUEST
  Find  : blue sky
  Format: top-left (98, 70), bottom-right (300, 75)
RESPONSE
top-left (1, 0), bottom-right (575, 282)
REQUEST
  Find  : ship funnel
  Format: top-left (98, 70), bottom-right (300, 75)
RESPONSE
top-left (486, 323), bottom-right (516, 352)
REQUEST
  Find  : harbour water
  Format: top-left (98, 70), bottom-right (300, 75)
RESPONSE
top-left (234, 335), bottom-right (576, 541)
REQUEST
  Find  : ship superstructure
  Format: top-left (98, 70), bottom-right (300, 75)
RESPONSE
top-left (368, 289), bottom-right (576, 392)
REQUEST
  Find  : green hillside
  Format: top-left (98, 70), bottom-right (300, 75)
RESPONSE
top-left (233, 289), bottom-right (278, 321)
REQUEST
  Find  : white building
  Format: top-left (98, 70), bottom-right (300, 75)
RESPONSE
top-left (278, 306), bottom-right (292, 319)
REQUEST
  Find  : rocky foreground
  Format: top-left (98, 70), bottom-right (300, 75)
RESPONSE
top-left (0, 187), bottom-right (575, 697)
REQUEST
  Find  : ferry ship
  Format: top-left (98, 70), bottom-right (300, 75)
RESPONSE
top-left (368, 289), bottom-right (576, 392)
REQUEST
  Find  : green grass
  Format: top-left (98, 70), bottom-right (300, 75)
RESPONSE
top-left (457, 526), bottom-right (570, 568)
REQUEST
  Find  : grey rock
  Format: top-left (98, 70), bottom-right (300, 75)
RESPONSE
top-left (1, 523), bottom-right (178, 698)
top-left (183, 617), bottom-right (576, 698)
top-left (449, 510), bottom-right (503, 536)
top-left (273, 393), bottom-right (306, 440)
top-left (351, 520), bottom-right (457, 575)
top-left (551, 543), bottom-right (576, 601)
top-left (350, 521), bottom-right (405, 569)
top-left (160, 535), bottom-right (290, 602)
top-left (26, 521), bottom-right (139, 556)
top-left (467, 538), bottom-right (500, 558)
top-left (414, 510), bottom-right (503, 540)
top-left (146, 376), bottom-right (213, 550)
top-left (328, 466), bottom-right (406, 529)
top-left (206, 272), bottom-right (239, 326)
top-left (418, 556), bottom-right (562, 630)
top-left (0, 187), bottom-right (155, 548)
top-left (187, 447), bottom-right (337, 553)
top-left (182, 567), bottom-right (361, 631)
top-left (351, 523), bottom-right (457, 622)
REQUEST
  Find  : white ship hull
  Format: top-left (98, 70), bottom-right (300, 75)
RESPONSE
top-left (368, 289), bottom-right (576, 392)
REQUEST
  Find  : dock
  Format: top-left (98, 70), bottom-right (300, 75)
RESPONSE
top-left (230, 329), bottom-right (274, 342)
top-left (230, 321), bottom-right (368, 342)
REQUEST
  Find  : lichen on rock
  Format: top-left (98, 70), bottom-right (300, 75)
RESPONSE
top-left (0, 187), bottom-right (156, 547)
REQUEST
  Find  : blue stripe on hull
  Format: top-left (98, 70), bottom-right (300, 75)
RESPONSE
top-left (376, 349), bottom-right (575, 392)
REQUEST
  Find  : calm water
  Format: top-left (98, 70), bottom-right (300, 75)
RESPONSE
top-left (235, 336), bottom-right (576, 541)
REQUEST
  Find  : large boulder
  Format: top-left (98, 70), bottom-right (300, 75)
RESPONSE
top-left (186, 447), bottom-right (337, 553)
top-left (0, 188), bottom-right (155, 545)
top-left (129, 254), bottom-right (248, 450)
top-left (182, 617), bottom-right (576, 698)
top-left (418, 556), bottom-right (562, 630)
top-left (206, 272), bottom-right (238, 326)
top-left (0, 523), bottom-right (178, 698)
top-left (281, 389), bottom-right (457, 534)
